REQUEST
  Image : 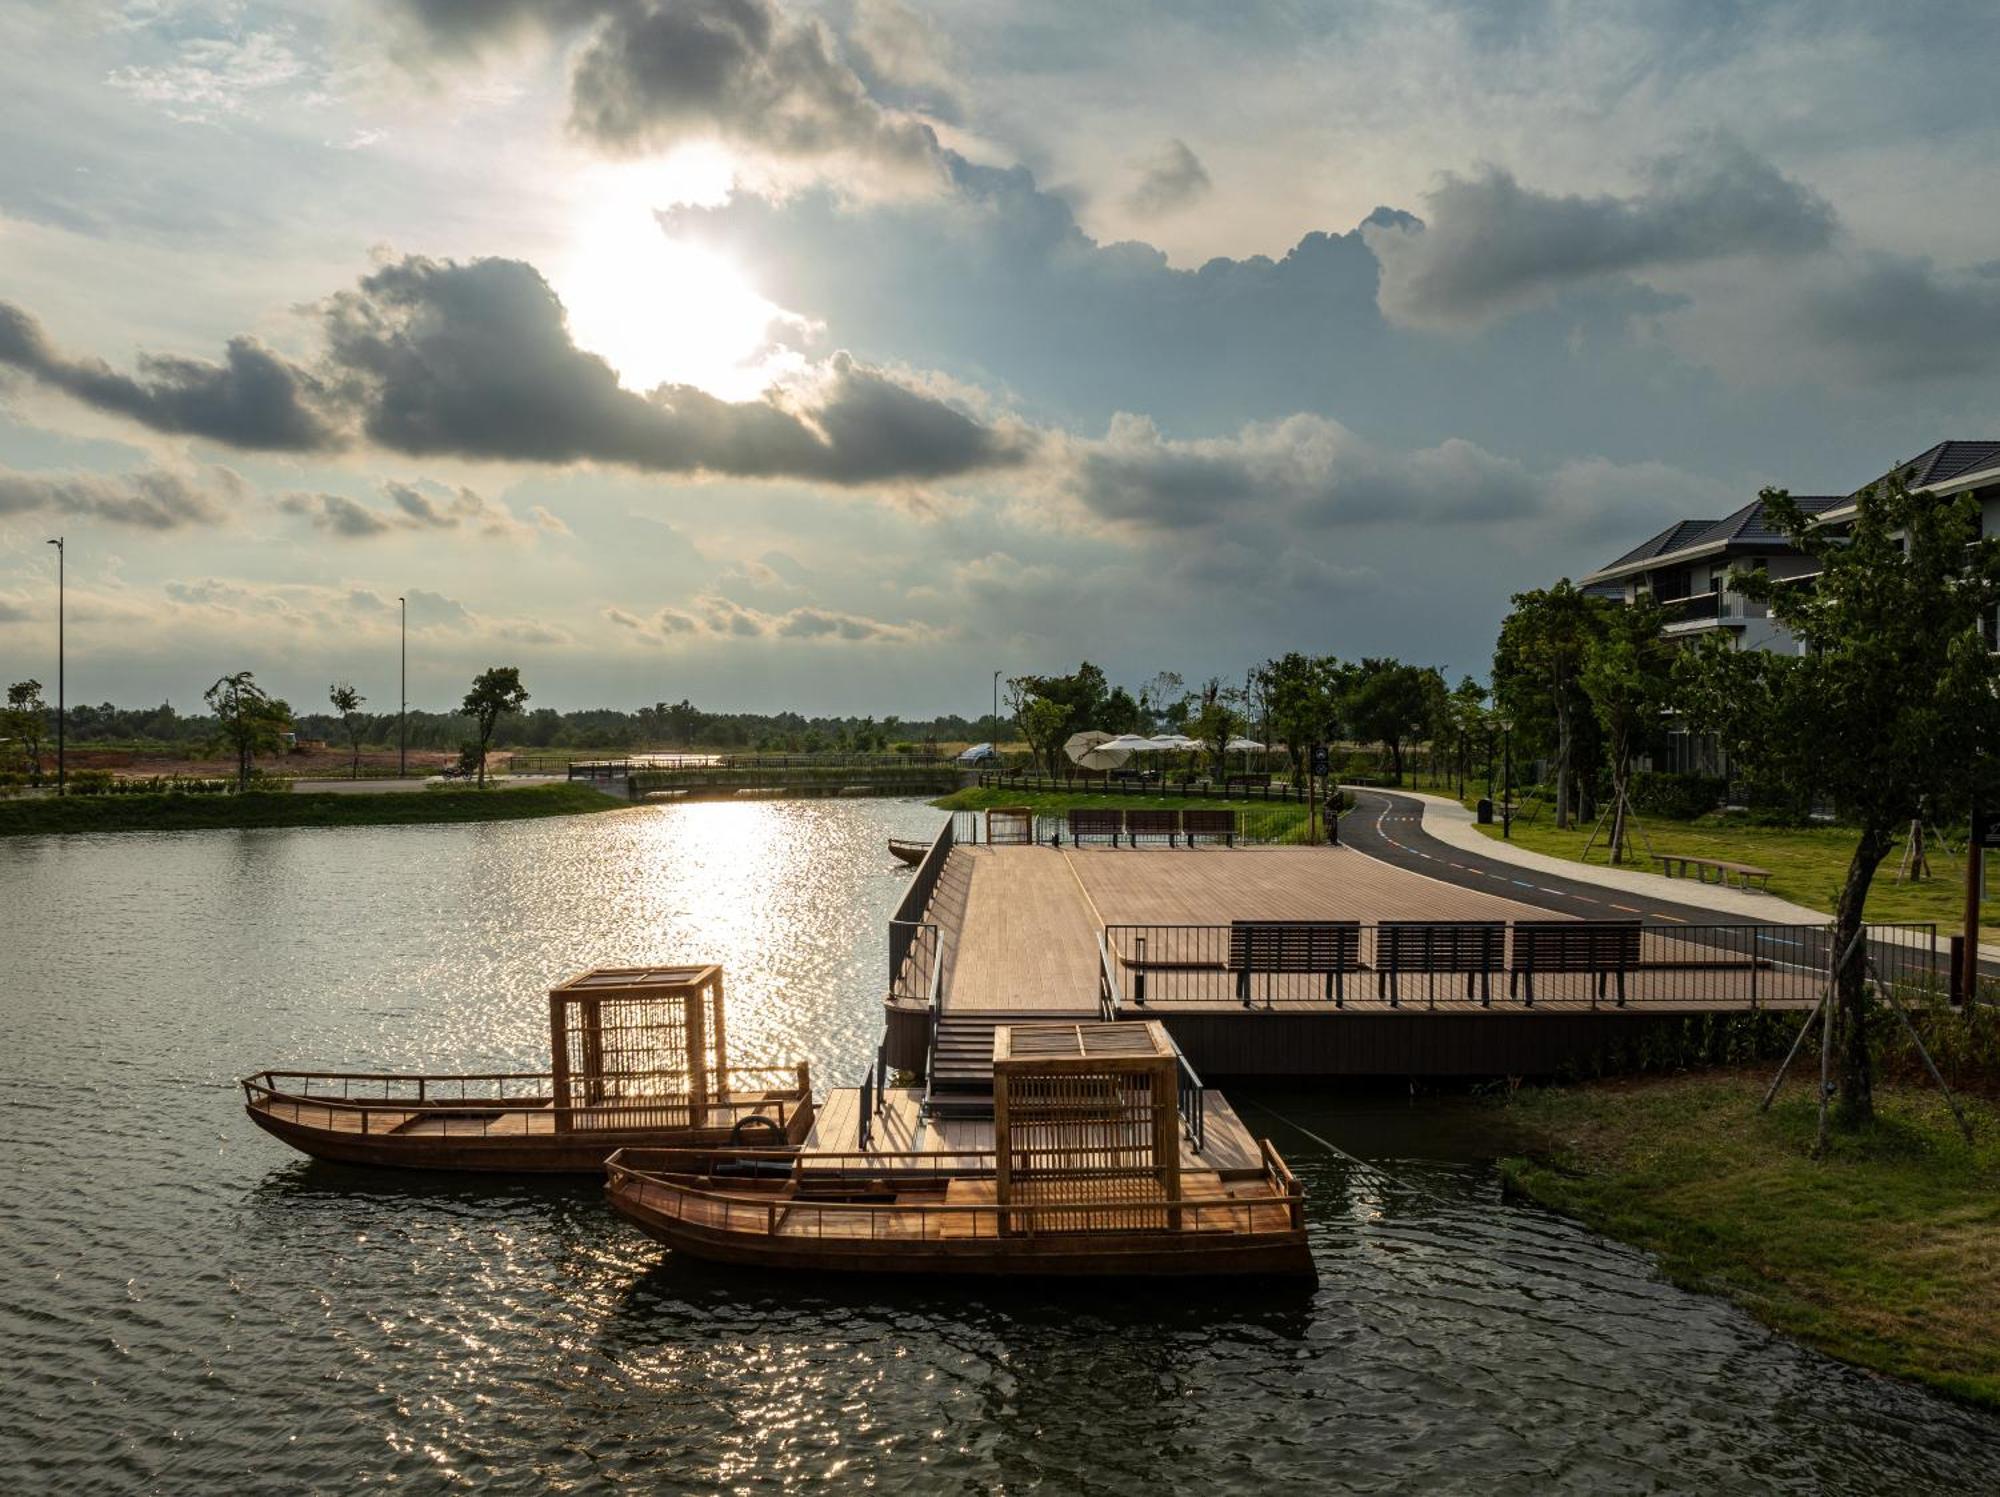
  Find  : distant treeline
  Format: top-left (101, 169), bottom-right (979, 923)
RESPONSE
top-left (28, 698), bottom-right (1009, 754)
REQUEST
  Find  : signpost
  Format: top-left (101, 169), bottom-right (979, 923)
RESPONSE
top-left (1309, 744), bottom-right (1330, 844)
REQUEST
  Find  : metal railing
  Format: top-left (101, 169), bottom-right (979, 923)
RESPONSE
top-left (949, 807), bottom-right (1308, 848)
top-left (1169, 1036), bottom-right (1206, 1153)
top-left (975, 769), bottom-right (1308, 802)
top-left (1098, 921), bottom-right (1942, 1010)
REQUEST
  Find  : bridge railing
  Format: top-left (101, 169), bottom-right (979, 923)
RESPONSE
top-left (1099, 920), bottom-right (1941, 1010)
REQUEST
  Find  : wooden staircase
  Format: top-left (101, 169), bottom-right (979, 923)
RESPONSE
top-left (925, 1012), bottom-right (1098, 1119)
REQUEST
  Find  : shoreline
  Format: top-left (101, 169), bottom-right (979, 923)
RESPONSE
top-left (1495, 1070), bottom-right (2000, 1408)
top-left (0, 782), bottom-right (629, 835)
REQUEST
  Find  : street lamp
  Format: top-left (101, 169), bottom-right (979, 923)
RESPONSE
top-left (398, 595), bottom-right (407, 778)
top-left (1499, 715), bottom-right (1514, 840)
top-left (45, 536), bottom-right (63, 796)
top-left (992, 670), bottom-right (1001, 744)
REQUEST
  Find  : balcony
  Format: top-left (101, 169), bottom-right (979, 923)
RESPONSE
top-left (1657, 590), bottom-right (1765, 631)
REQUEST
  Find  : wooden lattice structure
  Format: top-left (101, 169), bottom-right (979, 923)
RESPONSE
top-left (985, 805), bottom-right (1034, 845)
top-left (549, 965), bottom-right (728, 1132)
top-left (993, 1021), bottom-right (1181, 1233)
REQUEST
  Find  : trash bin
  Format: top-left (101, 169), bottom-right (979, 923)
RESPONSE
top-left (1476, 797), bottom-right (1494, 825)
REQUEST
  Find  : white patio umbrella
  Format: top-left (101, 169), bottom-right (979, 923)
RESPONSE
top-left (1149, 734), bottom-right (1201, 750)
top-left (1075, 733), bottom-right (1159, 771)
top-left (1063, 730), bottom-right (1116, 764)
top-left (1225, 737), bottom-right (1265, 752)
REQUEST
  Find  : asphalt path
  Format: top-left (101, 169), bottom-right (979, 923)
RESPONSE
top-left (1337, 787), bottom-right (1977, 983)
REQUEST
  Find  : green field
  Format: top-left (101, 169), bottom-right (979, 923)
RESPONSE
top-left (1469, 809), bottom-right (1995, 944)
top-left (0, 783), bottom-right (626, 835)
top-left (1499, 1072), bottom-right (2000, 1406)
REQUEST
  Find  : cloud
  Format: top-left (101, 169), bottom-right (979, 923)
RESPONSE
top-left (1791, 253), bottom-right (2000, 383)
top-left (1367, 141), bottom-right (1837, 329)
top-left (105, 32), bottom-right (310, 123)
top-left (1123, 139), bottom-right (1211, 219)
top-left (0, 254), bottom-right (1025, 486)
top-left (1065, 412), bottom-right (1538, 532)
top-left (604, 592), bottom-right (922, 643)
top-left (0, 302), bottom-right (339, 451)
top-left (277, 479), bottom-right (557, 540)
top-left (0, 463), bottom-right (244, 529)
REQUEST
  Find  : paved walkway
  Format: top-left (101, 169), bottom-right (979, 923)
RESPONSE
top-left (1343, 787), bottom-right (1999, 964)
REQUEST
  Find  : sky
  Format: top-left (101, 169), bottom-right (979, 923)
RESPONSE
top-left (2, 1), bottom-right (1998, 716)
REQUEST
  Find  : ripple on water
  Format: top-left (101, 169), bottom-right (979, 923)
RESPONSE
top-left (1, 800), bottom-right (1997, 1493)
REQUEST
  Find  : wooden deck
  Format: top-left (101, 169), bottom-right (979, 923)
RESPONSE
top-left (938, 844), bottom-right (1550, 1013)
top-left (804, 1086), bottom-right (1267, 1178)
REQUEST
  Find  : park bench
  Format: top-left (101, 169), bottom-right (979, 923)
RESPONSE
top-left (1508, 920), bottom-right (1643, 1007)
top-left (1656, 853), bottom-right (1773, 891)
top-left (1183, 809), bottom-right (1237, 846)
top-left (1068, 807), bottom-right (1123, 846)
top-left (1125, 808), bottom-right (1180, 846)
top-left (1224, 772), bottom-right (1273, 794)
top-left (1228, 919), bottom-right (1364, 1008)
top-left (1376, 921), bottom-right (1507, 1008)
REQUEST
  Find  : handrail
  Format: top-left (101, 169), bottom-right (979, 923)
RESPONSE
top-left (1097, 929), bottom-right (1120, 1020)
top-left (1166, 1033), bottom-right (1206, 1154)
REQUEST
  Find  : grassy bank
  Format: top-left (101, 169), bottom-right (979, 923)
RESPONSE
top-left (1499, 1072), bottom-right (2000, 1406)
top-left (1467, 809), bottom-right (1996, 945)
top-left (0, 783), bottom-right (625, 835)
top-left (933, 785), bottom-right (1316, 841)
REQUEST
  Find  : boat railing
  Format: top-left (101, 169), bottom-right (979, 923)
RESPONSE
top-left (242, 1066), bottom-right (810, 1137)
top-left (1167, 1036), bottom-right (1206, 1154)
top-left (607, 1146), bottom-right (1306, 1241)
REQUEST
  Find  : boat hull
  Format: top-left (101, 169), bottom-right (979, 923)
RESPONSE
top-left (887, 838), bottom-right (928, 866)
top-left (245, 1099), bottom-right (815, 1175)
top-left (606, 1175), bottom-right (1315, 1279)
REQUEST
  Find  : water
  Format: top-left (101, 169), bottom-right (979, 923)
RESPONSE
top-left (2, 798), bottom-right (1995, 1493)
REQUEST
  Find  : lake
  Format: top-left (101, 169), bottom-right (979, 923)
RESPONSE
top-left (2, 798), bottom-right (1995, 1492)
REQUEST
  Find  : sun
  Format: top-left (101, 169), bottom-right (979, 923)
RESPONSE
top-left (555, 153), bottom-right (808, 403)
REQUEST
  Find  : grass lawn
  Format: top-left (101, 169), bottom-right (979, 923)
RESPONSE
top-left (0, 783), bottom-right (626, 835)
top-left (1499, 1072), bottom-right (2000, 1406)
top-left (933, 785), bottom-right (1317, 841)
top-left (1468, 810), bottom-right (1997, 944)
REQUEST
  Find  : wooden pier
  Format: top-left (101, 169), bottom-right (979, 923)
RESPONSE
top-left (883, 839), bottom-right (1932, 1079)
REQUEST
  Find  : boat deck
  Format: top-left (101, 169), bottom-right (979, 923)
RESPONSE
top-left (804, 1086), bottom-right (1267, 1177)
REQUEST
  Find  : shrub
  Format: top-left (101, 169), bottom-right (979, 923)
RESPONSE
top-left (67, 769), bottom-right (116, 795)
top-left (1629, 771), bottom-right (1729, 820)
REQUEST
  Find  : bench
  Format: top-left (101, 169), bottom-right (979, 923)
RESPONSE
top-left (1068, 807), bottom-right (1123, 846)
top-left (1376, 921), bottom-right (1507, 1008)
top-left (1656, 853), bottom-right (1773, 891)
top-left (1182, 809), bottom-right (1237, 846)
top-left (1509, 920), bottom-right (1643, 1006)
top-left (1228, 919), bottom-right (1364, 1008)
top-left (1224, 772), bottom-right (1273, 793)
top-left (1125, 808), bottom-right (1180, 846)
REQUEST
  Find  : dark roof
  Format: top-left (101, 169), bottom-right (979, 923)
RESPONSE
top-left (1602, 519), bottom-right (1719, 571)
top-left (1893, 440), bottom-right (2000, 491)
top-left (1680, 495), bottom-right (1842, 551)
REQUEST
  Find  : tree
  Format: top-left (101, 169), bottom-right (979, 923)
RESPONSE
top-left (1007, 663), bottom-right (1111, 776)
top-left (204, 672), bottom-right (291, 790)
top-left (1139, 671), bottom-right (1186, 733)
top-left (1187, 678), bottom-right (1243, 778)
top-left (460, 667), bottom-right (531, 787)
top-left (3, 680), bottom-right (47, 784)
top-left (1494, 582), bottom-right (1604, 827)
top-left (1443, 676), bottom-right (1490, 799)
top-left (1011, 691), bottom-right (1071, 777)
top-left (1679, 481), bottom-right (2000, 1129)
top-left (329, 682), bottom-right (367, 780)
top-left (1579, 597), bottom-right (1672, 862)
top-left (1258, 653), bottom-right (1341, 785)
top-left (1345, 658), bottom-right (1441, 785)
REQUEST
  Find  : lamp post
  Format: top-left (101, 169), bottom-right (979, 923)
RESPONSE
top-left (1500, 716), bottom-right (1514, 840)
top-left (398, 595), bottom-right (407, 779)
top-left (45, 537), bottom-right (64, 795)
top-left (992, 669), bottom-right (1001, 746)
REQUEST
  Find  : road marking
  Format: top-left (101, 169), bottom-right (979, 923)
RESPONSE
top-left (1655, 912), bottom-right (1687, 923)
top-left (1609, 902), bottom-right (1641, 913)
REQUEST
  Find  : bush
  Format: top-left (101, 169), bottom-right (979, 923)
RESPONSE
top-left (67, 769), bottom-right (116, 795)
top-left (1629, 771), bottom-right (1728, 821)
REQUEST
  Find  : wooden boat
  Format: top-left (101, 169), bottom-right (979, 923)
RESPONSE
top-left (243, 964), bottom-right (815, 1173)
top-left (604, 1021), bottom-right (1313, 1279)
top-left (887, 837), bottom-right (929, 866)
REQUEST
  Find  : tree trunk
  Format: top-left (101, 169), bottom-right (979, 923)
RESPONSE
top-left (1553, 696), bottom-right (1573, 829)
top-left (1830, 823), bottom-right (1890, 1128)
top-left (1388, 738), bottom-right (1404, 784)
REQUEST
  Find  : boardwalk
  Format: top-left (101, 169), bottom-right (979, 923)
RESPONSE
top-left (941, 843), bottom-right (1551, 1013)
